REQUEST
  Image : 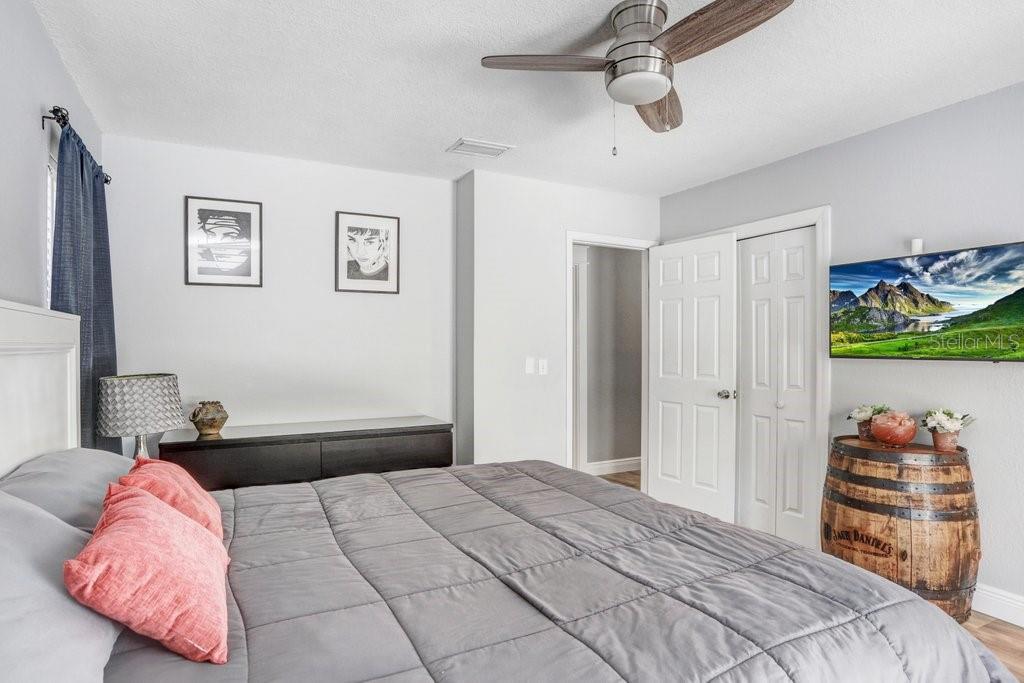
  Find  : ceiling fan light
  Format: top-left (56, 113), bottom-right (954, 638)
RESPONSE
top-left (606, 70), bottom-right (671, 106)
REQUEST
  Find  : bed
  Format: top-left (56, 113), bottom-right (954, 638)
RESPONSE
top-left (0, 299), bottom-right (1014, 682)
top-left (100, 460), bottom-right (1007, 682)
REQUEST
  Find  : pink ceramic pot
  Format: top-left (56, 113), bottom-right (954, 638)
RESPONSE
top-left (932, 430), bottom-right (960, 452)
top-left (870, 411), bottom-right (918, 448)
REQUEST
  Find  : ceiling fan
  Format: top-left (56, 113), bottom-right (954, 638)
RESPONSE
top-left (482, 0), bottom-right (793, 133)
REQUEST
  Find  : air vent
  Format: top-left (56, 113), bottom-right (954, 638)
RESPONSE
top-left (445, 138), bottom-right (514, 158)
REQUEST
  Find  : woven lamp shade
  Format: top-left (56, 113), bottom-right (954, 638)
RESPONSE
top-left (97, 374), bottom-right (184, 437)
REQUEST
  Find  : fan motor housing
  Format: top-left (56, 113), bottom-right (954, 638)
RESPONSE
top-left (604, 0), bottom-right (673, 105)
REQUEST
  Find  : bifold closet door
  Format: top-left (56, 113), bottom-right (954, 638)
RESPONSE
top-left (737, 227), bottom-right (817, 547)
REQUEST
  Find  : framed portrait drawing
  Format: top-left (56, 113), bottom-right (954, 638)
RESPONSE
top-left (335, 212), bottom-right (400, 294)
top-left (184, 196), bottom-right (263, 287)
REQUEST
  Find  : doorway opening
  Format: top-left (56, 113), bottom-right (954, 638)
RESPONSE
top-left (566, 233), bottom-right (656, 491)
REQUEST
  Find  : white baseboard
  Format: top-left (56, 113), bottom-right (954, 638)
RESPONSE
top-left (582, 457), bottom-right (640, 476)
top-left (973, 583), bottom-right (1024, 627)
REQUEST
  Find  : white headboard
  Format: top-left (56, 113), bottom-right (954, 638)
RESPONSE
top-left (0, 298), bottom-right (80, 476)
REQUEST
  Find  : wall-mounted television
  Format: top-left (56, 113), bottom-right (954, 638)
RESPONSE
top-left (830, 242), bottom-right (1024, 361)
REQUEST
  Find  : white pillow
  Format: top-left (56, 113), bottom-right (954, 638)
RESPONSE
top-left (0, 491), bottom-right (122, 681)
top-left (0, 448), bottom-right (131, 531)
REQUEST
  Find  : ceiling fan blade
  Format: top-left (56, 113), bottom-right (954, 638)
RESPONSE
top-left (481, 55), bottom-right (612, 72)
top-left (636, 88), bottom-right (683, 133)
top-left (652, 0), bottom-right (793, 64)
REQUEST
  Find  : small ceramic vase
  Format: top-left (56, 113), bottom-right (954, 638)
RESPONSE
top-left (932, 430), bottom-right (960, 452)
top-left (857, 420), bottom-right (874, 441)
top-left (190, 401), bottom-right (228, 436)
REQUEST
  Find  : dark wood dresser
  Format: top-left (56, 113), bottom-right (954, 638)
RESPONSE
top-left (158, 416), bottom-right (453, 490)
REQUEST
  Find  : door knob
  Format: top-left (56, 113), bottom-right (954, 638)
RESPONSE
top-left (717, 390), bottom-right (732, 399)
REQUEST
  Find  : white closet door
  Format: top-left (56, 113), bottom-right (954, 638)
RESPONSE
top-left (773, 228), bottom-right (818, 547)
top-left (737, 233), bottom-right (778, 534)
top-left (648, 233), bottom-right (737, 522)
top-left (736, 227), bottom-right (817, 547)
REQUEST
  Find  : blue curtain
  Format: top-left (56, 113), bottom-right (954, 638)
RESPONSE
top-left (51, 126), bottom-right (119, 453)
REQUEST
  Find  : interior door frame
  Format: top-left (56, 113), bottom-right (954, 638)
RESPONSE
top-left (571, 250), bottom-right (589, 472)
top-left (664, 206), bottom-right (833, 511)
top-left (565, 232), bottom-right (658, 491)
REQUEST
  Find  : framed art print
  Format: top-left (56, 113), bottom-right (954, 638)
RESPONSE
top-left (184, 196), bottom-right (263, 287)
top-left (335, 211), bottom-right (399, 294)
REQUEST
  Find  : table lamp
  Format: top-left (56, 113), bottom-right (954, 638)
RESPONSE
top-left (97, 374), bottom-right (184, 457)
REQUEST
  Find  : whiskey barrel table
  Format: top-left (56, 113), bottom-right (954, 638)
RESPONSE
top-left (821, 435), bottom-right (981, 622)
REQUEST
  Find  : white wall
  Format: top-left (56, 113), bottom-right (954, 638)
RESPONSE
top-left (463, 170), bottom-right (659, 465)
top-left (104, 136), bottom-right (453, 427)
top-left (660, 82), bottom-right (1024, 600)
top-left (582, 246), bottom-right (643, 464)
top-left (0, 0), bottom-right (102, 307)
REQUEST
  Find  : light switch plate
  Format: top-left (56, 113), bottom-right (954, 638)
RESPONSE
top-left (525, 356), bottom-right (536, 374)
top-left (538, 358), bottom-right (549, 376)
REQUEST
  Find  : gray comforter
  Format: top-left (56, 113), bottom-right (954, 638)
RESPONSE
top-left (105, 461), bottom-right (1013, 682)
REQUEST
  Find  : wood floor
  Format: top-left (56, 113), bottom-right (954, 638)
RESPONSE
top-left (600, 470), bottom-right (1024, 680)
top-left (600, 469), bottom-right (641, 490)
top-left (963, 612), bottom-right (1024, 680)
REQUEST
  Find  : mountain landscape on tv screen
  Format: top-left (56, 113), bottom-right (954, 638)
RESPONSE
top-left (829, 243), bottom-right (1024, 360)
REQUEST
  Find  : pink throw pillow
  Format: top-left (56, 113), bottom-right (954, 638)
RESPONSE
top-left (65, 483), bottom-right (230, 664)
top-left (118, 456), bottom-right (223, 539)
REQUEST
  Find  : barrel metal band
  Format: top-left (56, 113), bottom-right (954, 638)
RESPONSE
top-left (912, 586), bottom-right (976, 600)
top-left (823, 488), bottom-right (978, 521)
top-left (826, 466), bottom-right (975, 494)
top-left (833, 438), bottom-right (969, 466)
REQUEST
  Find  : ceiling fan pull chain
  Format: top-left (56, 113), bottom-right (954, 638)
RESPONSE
top-left (611, 102), bottom-right (618, 157)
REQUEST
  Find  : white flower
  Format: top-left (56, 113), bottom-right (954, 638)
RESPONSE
top-left (923, 409), bottom-right (975, 434)
top-left (848, 404), bottom-right (890, 422)
top-left (849, 405), bottom-right (873, 422)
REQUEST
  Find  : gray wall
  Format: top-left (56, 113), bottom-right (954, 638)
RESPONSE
top-left (0, 0), bottom-right (102, 307)
top-left (584, 246), bottom-right (643, 463)
top-left (660, 82), bottom-right (1024, 597)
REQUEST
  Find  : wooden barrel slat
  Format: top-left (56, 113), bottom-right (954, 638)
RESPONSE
top-left (827, 451), bottom-right (975, 485)
top-left (826, 465), bottom-right (975, 494)
top-left (821, 435), bottom-right (981, 623)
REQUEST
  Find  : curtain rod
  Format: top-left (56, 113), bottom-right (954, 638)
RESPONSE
top-left (41, 106), bottom-right (112, 185)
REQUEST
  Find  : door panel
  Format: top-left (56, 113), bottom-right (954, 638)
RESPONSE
top-left (783, 296), bottom-right (806, 390)
top-left (648, 233), bottom-right (737, 522)
top-left (773, 227), bottom-right (818, 546)
top-left (692, 404), bottom-right (720, 489)
top-left (780, 418), bottom-right (807, 514)
top-left (737, 227), bottom-right (818, 547)
top-left (658, 401), bottom-right (683, 480)
top-left (737, 235), bottom-right (777, 534)
top-left (693, 296), bottom-right (721, 378)
top-left (752, 414), bottom-right (773, 506)
top-left (661, 257), bottom-right (683, 285)
top-left (660, 299), bottom-right (683, 377)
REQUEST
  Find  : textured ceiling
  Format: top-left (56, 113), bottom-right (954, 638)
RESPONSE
top-left (32, 0), bottom-right (1024, 197)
